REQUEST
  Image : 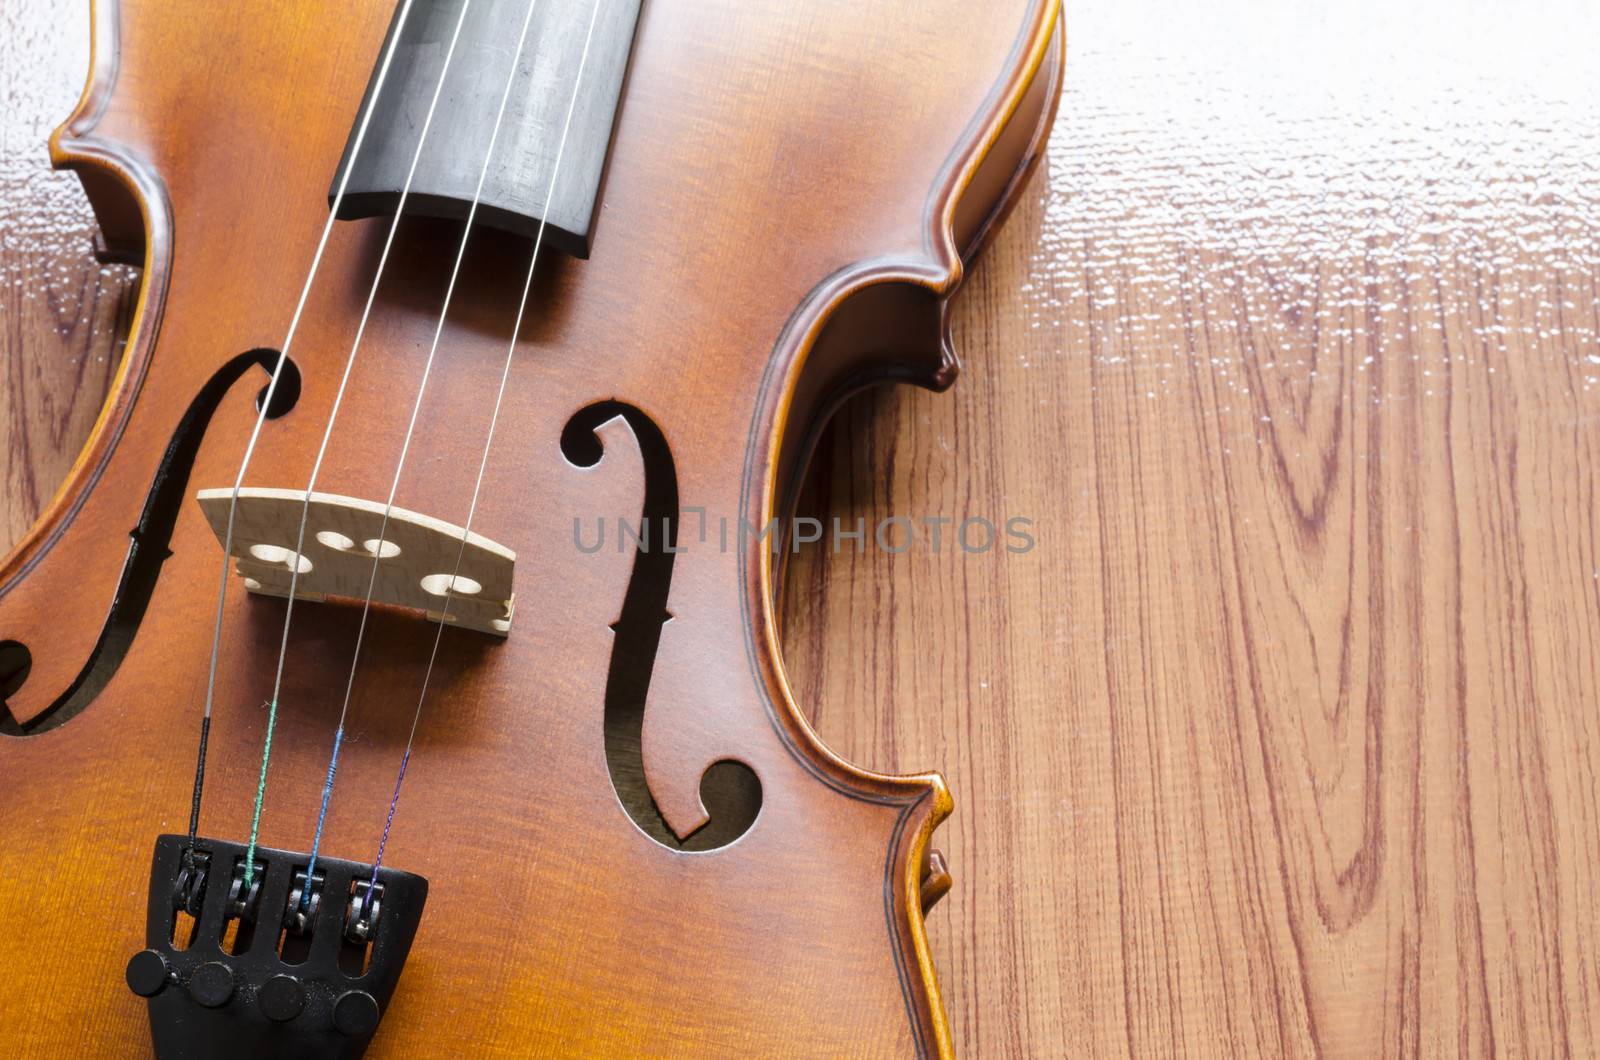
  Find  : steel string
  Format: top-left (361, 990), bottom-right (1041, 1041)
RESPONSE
top-left (238, 0), bottom-right (481, 887)
top-left (295, 0), bottom-right (584, 902)
top-left (363, 0), bottom-right (608, 904)
top-left (187, 0), bottom-right (422, 864)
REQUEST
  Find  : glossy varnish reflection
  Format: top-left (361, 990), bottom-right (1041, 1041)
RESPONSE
top-left (0, 0), bottom-right (1060, 1055)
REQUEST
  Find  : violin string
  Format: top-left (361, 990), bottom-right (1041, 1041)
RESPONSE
top-left (186, 0), bottom-right (420, 862)
top-left (296, 0), bottom-right (568, 902)
top-left (238, 0), bottom-right (480, 888)
top-left (365, 0), bottom-right (606, 902)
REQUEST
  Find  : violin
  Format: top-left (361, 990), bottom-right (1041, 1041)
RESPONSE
top-left (0, 0), bottom-right (1061, 1054)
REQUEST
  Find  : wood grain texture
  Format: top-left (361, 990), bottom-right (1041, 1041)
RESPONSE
top-left (780, 1), bottom-right (1600, 1056)
top-left (5, 0), bottom-right (1600, 1056)
top-left (0, 0), bottom-right (137, 547)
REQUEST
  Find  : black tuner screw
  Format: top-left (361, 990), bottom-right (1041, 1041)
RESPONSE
top-left (125, 949), bottom-right (170, 998)
top-left (283, 869), bottom-right (324, 936)
top-left (345, 880), bottom-right (383, 944)
top-left (333, 990), bottom-right (381, 1037)
top-left (188, 960), bottom-right (235, 1008)
top-left (259, 974), bottom-right (306, 1022)
top-left (172, 852), bottom-right (209, 916)
top-left (227, 859), bottom-right (264, 921)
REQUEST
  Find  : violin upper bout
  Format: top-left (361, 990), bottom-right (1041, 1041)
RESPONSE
top-left (766, 4), bottom-right (1064, 587)
top-left (0, 0), bottom-right (172, 596)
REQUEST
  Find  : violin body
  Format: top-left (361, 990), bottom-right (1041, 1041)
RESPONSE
top-left (0, 0), bottom-right (1061, 1054)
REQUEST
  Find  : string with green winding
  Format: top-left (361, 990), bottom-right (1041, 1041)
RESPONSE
top-left (242, 697), bottom-right (277, 886)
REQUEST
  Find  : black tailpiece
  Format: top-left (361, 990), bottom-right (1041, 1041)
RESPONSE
top-left (125, 834), bottom-right (427, 1059)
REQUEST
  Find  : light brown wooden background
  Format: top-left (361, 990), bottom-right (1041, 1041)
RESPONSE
top-left (5, 1), bottom-right (1598, 1055)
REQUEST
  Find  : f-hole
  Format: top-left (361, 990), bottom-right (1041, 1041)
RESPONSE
top-left (561, 401), bottom-right (761, 852)
top-left (0, 350), bottom-right (300, 736)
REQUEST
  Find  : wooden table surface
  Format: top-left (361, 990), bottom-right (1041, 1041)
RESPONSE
top-left (4, 1), bottom-right (1598, 1055)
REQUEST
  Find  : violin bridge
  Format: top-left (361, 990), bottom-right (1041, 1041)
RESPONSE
top-left (195, 488), bottom-right (515, 636)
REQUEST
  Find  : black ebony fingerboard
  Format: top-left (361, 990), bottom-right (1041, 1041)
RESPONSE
top-left (330, 0), bottom-right (643, 259)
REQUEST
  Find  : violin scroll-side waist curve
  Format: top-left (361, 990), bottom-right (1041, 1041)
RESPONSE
top-left (0, 0), bottom-right (1062, 1056)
